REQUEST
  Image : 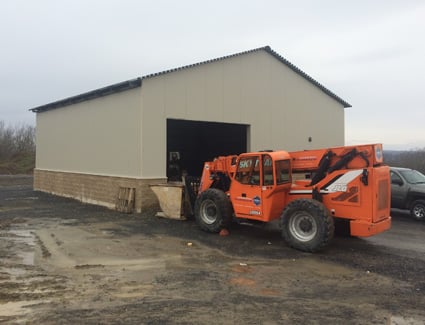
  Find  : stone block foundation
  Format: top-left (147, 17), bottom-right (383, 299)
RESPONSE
top-left (33, 169), bottom-right (166, 213)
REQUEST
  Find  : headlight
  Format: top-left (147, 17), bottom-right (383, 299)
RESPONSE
top-left (374, 144), bottom-right (383, 163)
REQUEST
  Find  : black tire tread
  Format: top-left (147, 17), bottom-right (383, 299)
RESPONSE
top-left (281, 199), bottom-right (334, 252)
top-left (194, 189), bottom-right (232, 233)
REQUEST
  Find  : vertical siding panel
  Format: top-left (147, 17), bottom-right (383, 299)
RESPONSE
top-left (222, 59), bottom-right (242, 123)
top-left (141, 76), bottom-right (167, 178)
top-left (204, 62), bottom-right (224, 122)
top-left (164, 72), bottom-right (186, 119)
top-left (186, 68), bottom-right (205, 120)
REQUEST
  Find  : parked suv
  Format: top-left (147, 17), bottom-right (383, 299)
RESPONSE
top-left (390, 167), bottom-right (425, 220)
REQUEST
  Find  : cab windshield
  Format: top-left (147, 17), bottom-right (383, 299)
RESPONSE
top-left (400, 170), bottom-right (425, 184)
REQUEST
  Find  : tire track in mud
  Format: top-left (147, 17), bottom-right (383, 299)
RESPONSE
top-left (0, 223), bottom-right (69, 323)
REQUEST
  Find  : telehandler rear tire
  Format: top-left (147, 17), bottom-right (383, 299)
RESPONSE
top-left (281, 199), bottom-right (334, 252)
top-left (194, 189), bottom-right (232, 233)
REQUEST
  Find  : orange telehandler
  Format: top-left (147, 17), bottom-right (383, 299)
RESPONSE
top-left (193, 143), bottom-right (391, 252)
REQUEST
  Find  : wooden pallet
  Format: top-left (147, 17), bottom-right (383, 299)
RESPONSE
top-left (116, 187), bottom-right (135, 213)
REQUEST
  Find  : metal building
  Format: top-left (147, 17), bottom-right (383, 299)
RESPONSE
top-left (30, 46), bottom-right (350, 212)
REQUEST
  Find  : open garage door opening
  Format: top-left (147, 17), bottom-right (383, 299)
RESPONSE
top-left (167, 119), bottom-right (248, 180)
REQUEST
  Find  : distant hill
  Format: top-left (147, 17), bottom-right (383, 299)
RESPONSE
top-left (384, 149), bottom-right (425, 174)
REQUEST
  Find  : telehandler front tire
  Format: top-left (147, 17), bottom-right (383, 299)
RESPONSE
top-left (194, 189), bottom-right (232, 233)
top-left (281, 199), bottom-right (334, 252)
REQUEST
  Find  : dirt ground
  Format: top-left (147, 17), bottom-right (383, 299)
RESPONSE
top-left (0, 176), bottom-right (424, 324)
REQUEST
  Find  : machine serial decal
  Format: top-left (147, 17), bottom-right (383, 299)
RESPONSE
top-left (289, 170), bottom-right (363, 195)
top-left (296, 156), bottom-right (317, 161)
top-left (323, 170), bottom-right (363, 193)
top-left (331, 186), bottom-right (359, 202)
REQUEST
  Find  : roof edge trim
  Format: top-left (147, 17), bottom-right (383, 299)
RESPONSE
top-left (263, 46), bottom-right (351, 108)
top-left (29, 77), bottom-right (142, 113)
top-left (30, 45), bottom-right (351, 113)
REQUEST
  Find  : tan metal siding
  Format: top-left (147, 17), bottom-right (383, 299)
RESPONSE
top-left (140, 50), bottom-right (344, 178)
top-left (35, 88), bottom-right (142, 177)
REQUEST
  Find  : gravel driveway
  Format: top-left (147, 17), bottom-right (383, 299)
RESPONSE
top-left (1, 176), bottom-right (424, 324)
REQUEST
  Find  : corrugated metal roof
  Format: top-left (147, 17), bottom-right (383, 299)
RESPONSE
top-left (30, 78), bottom-right (142, 113)
top-left (30, 46), bottom-right (351, 113)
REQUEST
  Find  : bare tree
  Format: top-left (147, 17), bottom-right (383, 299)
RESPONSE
top-left (14, 124), bottom-right (35, 154)
top-left (0, 121), bottom-right (15, 159)
top-left (0, 120), bottom-right (35, 159)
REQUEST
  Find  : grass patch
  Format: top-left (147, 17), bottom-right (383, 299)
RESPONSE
top-left (0, 152), bottom-right (35, 174)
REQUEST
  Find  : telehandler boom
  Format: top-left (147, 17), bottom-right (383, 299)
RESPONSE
top-left (194, 143), bottom-right (391, 252)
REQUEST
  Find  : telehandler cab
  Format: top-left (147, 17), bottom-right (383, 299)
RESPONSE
top-left (193, 144), bottom-right (391, 252)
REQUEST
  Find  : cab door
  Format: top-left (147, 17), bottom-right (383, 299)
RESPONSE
top-left (390, 169), bottom-right (407, 208)
top-left (230, 155), bottom-right (264, 220)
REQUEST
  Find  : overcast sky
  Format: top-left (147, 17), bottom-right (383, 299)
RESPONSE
top-left (1, 0), bottom-right (424, 150)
